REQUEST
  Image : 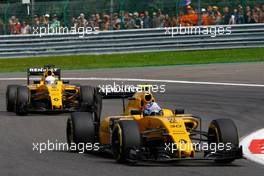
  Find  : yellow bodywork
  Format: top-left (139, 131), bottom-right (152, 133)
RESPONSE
top-left (99, 91), bottom-right (199, 158)
top-left (28, 69), bottom-right (79, 110)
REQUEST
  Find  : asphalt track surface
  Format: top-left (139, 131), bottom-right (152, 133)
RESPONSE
top-left (0, 62), bottom-right (264, 175)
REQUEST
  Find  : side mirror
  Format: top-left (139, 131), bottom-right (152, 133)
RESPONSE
top-left (33, 80), bottom-right (40, 84)
top-left (175, 108), bottom-right (185, 115)
top-left (130, 110), bottom-right (142, 115)
top-left (63, 80), bottom-right (70, 84)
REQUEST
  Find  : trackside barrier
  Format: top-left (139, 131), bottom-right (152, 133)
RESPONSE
top-left (0, 24), bottom-right (263, 58)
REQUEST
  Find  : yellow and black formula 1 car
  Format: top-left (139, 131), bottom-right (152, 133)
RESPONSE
top-left (66, 89), bottom-right (243, 164)
top-left (6, 65), bottom-right (101, 116)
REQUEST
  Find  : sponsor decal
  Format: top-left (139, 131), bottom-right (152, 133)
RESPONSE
top-left (249, 139), bottom-right (264, 154)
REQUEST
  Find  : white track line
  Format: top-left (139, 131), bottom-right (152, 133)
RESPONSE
top-left (0, 77), bottom-right (264, 88)
top-left (240, 128), bottom-right (264, 165)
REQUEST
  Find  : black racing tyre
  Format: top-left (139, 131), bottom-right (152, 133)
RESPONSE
top-left (16, 86), bottom-right (30, 115)
top-left (80, 86), bottom-right (95, 111)
top-left (112, 120), bottom-right (141, 163)
top-left (66, 112), bottom-right (95, 152)
top-left (94, 87), bottom-right (102, 123)
top-left (208, 118), bottom-right (239, 163)
top-left (6, 85), bottom-right (19, 112)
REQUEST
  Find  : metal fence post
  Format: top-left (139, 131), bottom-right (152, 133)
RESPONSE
top-left (110, 0), bottom-right (114, 30)
top-left (31, 0), bottom-right (35, 25)
top-left (197, 0), bottom-right (201, 25)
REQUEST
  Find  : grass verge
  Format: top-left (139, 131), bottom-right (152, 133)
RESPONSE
top-left (1, 48), bottom-right (264, 72)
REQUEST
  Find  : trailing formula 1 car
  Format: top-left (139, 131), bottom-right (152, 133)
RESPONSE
top-left (66, 89), bottom-right (243, 164)
top-left (6, 65), bottom-right (101, 117)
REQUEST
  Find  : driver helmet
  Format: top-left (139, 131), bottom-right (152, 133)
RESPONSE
top-left (45, 75), bottom-right (56, 85)
top-left (143, 102), bottom-right (162, 116)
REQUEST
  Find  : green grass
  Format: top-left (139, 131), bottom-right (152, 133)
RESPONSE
top-left (1, 48), bottom-right (264, 72)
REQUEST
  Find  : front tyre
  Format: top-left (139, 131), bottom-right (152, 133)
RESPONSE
top-left (16, 86), bottom-right (30, 115)
top-left (208, 118), bottom-right (240, 163)
top-left (6, 85), bottom-right (19, 112)
top-left (112, 120), bottom-right (141, 163)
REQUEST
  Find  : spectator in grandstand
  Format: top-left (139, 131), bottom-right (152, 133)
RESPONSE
top-left (102, 15), bottom-right (110, 30)
top-left (21, 21), bottom-right (31, 34)
top-left (170, 16), bottom-right (178, 27)
top-left (9, 17), bottom-right (21, 35)
top-left (260, 4), bottom-right (264, 23)
top-left (50, 14), bottom-right (60, 31)
top-left (201, 8), bottom-right (210, 26)
top-left (152, 12), bottom-right (159, 28)
top-left (251, 6), bottom-right (261, 23)
top-left (125, 13), bottom-right (135, 29)
top-left (14, 18), bottom-right (22, 34)
top-left (0, 18), bottom-right (4, 35)
top-left (77, 13), bottom-right (88, 28)
top-left (33, 15), bottom-right (40, 27)
top-left (180, 5), bottom-right (198, 26)
top-left (244, 5), bottom-right (252, 23)
top-left (133, 12), bottom-right (141, 29)
top-left (8, 16), bottom-right (16, 34)
top-left (89, 14), bottom-right (96, 28)
top-left (126, 13), bottom-right (139, 29)
top-left (222, 7), bottom-right (231, 25)
top-left (207, 6), bottom-right (213, 16)
top-left (43, 14), bottom-right (50, 28)
top-left (254, 5), bottom-right (263, 23)
top-left (163, 14), bottom-right (171, 27)
top-left (113, 13), bottom-right (121, 30)
top-left (157, 9), bottom-right (165, 27)
top-left (31, 15), bottom-right (40, 34)
top-left (143, 11), bottom-right (151, 28)
top-left (212, 6), bottom-right (222, 25)
top-left (94, 13), bottom-right (102, 30)
top-left (229, 8), bottom-right (238, 24)
top-left (139, 13), bottom-right (144, 28)
top-left (70, 17), bottom-right (78, 28)
top-left (120, 11), bottom-right (129, 29)
top-left (236, 5), bottom-right (245, 24)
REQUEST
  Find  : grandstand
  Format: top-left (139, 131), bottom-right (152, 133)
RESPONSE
top-left (0, 0), bottom-right (263, 35)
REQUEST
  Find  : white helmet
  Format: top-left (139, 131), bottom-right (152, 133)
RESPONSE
top-left (45, 76), bottom-right (56, 85)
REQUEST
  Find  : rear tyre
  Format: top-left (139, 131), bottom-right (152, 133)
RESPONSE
top-left (16, 86), bottom-right (30, 115)
top-left (94, 87), bottom-right (102, 123)
top-left (66, 112), bottom-right (95, 152)
top-left (6, 85), bottom-right (19, 112)
top-left (208, 119), bottom-right (239, 163)
top-left (112, 120), bottom-right (141, 163)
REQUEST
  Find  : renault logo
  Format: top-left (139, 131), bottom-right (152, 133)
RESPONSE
top-left (53, 98), bottom-right (59, 101)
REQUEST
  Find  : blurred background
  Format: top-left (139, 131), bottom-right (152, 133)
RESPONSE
top-left (0, 0), bottom-right (263, 35)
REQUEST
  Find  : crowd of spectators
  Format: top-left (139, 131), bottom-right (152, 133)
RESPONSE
top-left (1, 3), bottom-right (264, 35)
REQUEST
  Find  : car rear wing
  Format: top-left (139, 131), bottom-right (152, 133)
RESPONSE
top-left (98, 84), bottom-right (152, 99)
top-left (27, 67), bottom-right (61, 84)
top-left (99, 91), bottom-right (135, 99)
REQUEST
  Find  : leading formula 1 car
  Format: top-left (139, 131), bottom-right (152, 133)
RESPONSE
top-left (6, 65), bottom-right (101, 117)
top-left (66, 88), bottom-right (243, 164)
